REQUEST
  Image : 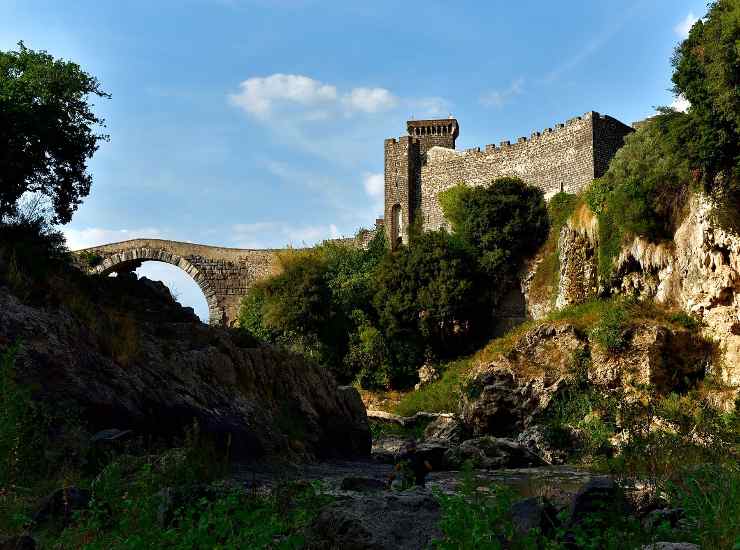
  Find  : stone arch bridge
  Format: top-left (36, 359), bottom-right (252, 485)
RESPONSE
top-left (75, 239), bottom-right (280, 326)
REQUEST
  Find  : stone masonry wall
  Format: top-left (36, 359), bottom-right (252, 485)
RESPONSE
top-left (419, 112), bottom-right (608, 232)
top-left (384, 136), bottom-right (418, 246)
top-left (78, 239), bottom-right (279, 326)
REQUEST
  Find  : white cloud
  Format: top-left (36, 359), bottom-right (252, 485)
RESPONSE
top-left (363, 172), bottom-right (384, 200)
top-left (480, 78), bottom-right (524, 108)
top-left (229, 73), bottom-right (443, 122)
top-left (231, 221), bottom-right (344, 248)
top-left (63, 227), bottom-right (164, 251)
top-left (674, 12), bottom-right (698, 38)
top-left (343, 87), bottom-right (398, 113)
top-left (362, 172), bottom-right (384, 218)
top-left (670, 94), bottom-right (690, 112)
top-left (228, 74), bottom-right (337, 118)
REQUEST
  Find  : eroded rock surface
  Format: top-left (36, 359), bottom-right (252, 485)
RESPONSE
top-left (0, 280), bottom-right (370, 461)
top-left (552, 196), bottom-right (740, 388)
top-left (460, 323), bottom-right (585, 436)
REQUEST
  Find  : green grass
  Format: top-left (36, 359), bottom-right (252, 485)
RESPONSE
top-left (393, 357), bottom-right (473, 416)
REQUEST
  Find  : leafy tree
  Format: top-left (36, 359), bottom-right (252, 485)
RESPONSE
top-left (438, 177), bottom-right (549, 287)
top-left (670, 0), bottom-right (740, 200)
top-left (373, 230), bottom-right (480, 386)
top-left (237, 232), bottom-right (388, 383)
top-left (0, 42), bottom-right (109, 224)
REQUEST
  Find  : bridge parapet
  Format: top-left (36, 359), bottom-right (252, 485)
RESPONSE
top-left (75, 239), bottom-right (280, 326)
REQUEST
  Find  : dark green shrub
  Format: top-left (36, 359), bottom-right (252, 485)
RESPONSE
top-left (438, 177), bottom-right (549, 286)
top-left (373, 230), bottom-right (480, 387)
top-left (345, 314), bottom-right (390, 389)
top-left (237, 231), bottom-right (387, 383)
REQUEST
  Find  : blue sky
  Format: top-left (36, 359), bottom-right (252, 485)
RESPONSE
top-left (0, 0), bottom-right (705, 320)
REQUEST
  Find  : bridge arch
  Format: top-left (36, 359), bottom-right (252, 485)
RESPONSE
top-left (92, 246), bottom-right (225, 325)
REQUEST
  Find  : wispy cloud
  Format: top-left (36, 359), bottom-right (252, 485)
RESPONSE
top-left (362, 172), bottom-right (384, 215)
top-left (480, 78), bottom-right (524, 108)
top-left (674, 12), bottom-right (698, 38)
top-left (63, 227), bottom-right (165, 251)
top-left (543, 3), bottom-right (640, 83)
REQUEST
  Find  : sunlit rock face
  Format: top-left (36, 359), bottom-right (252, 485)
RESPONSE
top-left (550, 195), bottom-right (740, 388)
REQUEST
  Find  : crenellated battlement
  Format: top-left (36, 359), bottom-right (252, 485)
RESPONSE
top-left (383, 110), bottom-right (633, 245)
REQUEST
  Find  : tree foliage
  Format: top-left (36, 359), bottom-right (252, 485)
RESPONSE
top-left (373, 230), bottom-right (481, 386)
top-left (669, 0), bottom-right (740, 223)
top-left (0, 42), bottom-right (109, 224)
top-left (438, 177), bottom-right (549, 284)
top-left (237, 232), bottom-right (388, 382)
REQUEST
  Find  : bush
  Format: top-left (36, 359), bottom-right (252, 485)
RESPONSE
top-left (438, 177), bottom-right (549, 286)
top-left (584, 118), bottom-right (692, 280)
top-left (373, 230), bottom-right (481, 387)
top-left (589, 302), bottom-right (629, 352)
top-left (665, 464), bottom-right (740, 550)
top-left (237, 231), bottom-right (387, 383)
top-left (433, 462), bottom-right (522, 549)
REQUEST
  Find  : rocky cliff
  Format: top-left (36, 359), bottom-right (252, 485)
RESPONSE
top-left (0, 272), bottom-right (370, 461)
top-left (547, 196), bottom-right (739, 389)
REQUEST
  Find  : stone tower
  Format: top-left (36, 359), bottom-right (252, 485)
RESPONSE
top-left (384, 118), bottom-right (459, 247)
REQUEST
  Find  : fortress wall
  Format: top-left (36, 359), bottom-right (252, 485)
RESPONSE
top-left (384, 136), bottom-right (419, 245)
top-left (593, 114), bottom-right (635, 178)
top-left (419, 113), bottom-right (597, 232)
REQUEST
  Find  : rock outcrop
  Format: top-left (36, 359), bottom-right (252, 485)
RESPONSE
top-left (0, 277), bottom-right (370, 461)
top-left (552, 195), bottom-right (740, 388)
top-left (460, 323), bottom-right (585, 436)
top-left (460, 319), bottom-right (713, 438)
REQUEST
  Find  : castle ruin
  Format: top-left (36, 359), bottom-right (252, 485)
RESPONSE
top-left (384, 111), bottom-right (633, 246)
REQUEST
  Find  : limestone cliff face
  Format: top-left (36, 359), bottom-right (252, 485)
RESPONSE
top-left (550, 196), bottom-right (740, 387)
top-left (555, 204), bottom-right (599, 311)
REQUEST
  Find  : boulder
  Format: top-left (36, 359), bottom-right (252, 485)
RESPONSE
top-left (305, 489), bottom-right (442, 550)
top-left (460, 323), bottom-right (585, 436)
top-left (568, 477), bottom-right (621, 525)
top-left (0, 283), bottom-right (370, 462)
top-left (515, 425), bottom-right (566, 465)
top-left (423, 415), bottom-right (467, 444)
top-left (510, 496), bottom-right (559, 537)
top-left (414, 364), bottom-right (439, 390)
top-left (445, 437), bottom-right (546, 470)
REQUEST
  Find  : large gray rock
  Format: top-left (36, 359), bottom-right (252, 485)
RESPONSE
top-left (446, 437), bottom-right (546, 470)
top-left (0, 281), bottom-right (370, 461)
top-left (305, 489), bottom-right (442, 550)
top-left (460, 323), bottom-right (584, 436)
